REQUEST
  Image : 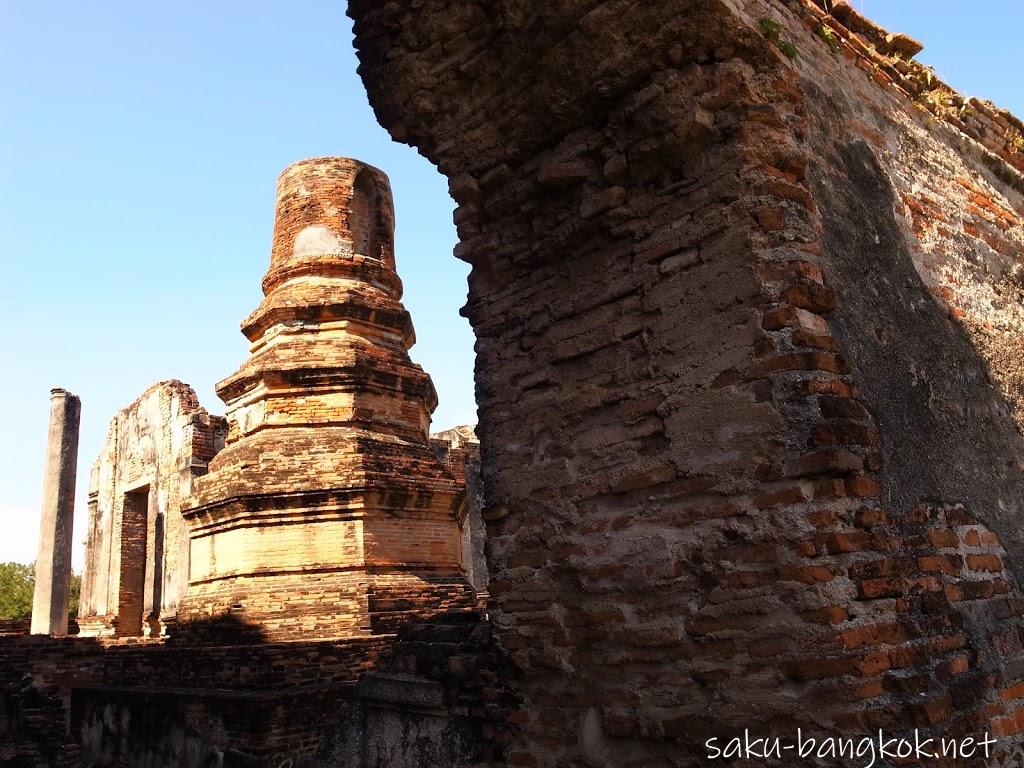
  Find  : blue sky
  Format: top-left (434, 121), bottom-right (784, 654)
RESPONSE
top-left (1, 1), bottom-right (1020, 569)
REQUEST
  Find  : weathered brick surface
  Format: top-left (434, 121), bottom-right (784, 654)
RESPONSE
top-left (328, 610), bottom-right (518, 766)
top-left (432, 425), bottom-right (490, 595)
top-left (350, 0), bottom-right (1024, 764)
top-left (177, 157), bottom-right (477, 641)
top-left (0, 632), bottom-right (390, 766)
top-left (12, 3), bottom-right (1024, 764)
top-left (5, 160), bottom-right (492, 767)
top-left (78, 380), bottom-right (226, 638)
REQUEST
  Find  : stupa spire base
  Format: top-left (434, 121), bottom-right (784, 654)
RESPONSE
top-left (177, 157), bottom-right (476, 642)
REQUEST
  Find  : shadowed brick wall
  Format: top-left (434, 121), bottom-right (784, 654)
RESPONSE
top-left (350, 0), bottom-right (1024, 764)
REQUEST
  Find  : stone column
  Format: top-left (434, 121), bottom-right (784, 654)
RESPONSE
top-left (31, 388), bottom-right (81, 636)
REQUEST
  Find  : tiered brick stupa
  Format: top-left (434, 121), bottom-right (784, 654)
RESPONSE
top-left (177, 157), bottom-right (475, 641)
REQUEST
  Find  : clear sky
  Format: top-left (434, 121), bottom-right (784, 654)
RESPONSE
top-left (1, 1), bottom-right (1021, 571)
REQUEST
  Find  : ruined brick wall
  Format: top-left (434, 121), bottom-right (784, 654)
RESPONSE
top-left (432, 425), bottom-right (489, 595)
top-left (0, 631), bottom-right (391, 767)
top-left (79, 380), bottom-right (226, 637)
top-left (324, 611), bottom-right (516, 767)
top-left (350, 1), bottom-right (1024, 764)
top-left (792, 0), bottom-right (1024, 746)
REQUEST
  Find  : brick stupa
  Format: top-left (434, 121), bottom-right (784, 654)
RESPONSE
top-left (178, 157), bottom-right (475, 641)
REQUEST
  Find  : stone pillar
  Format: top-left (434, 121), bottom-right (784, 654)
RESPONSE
top-left (31, 388), bottom-right (81, 636)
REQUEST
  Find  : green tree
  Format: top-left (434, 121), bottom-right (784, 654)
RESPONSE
top-left (69, 570), bottom-right (81, 618)
top-left (0, 562), bottom-right (82, 621)
top-left (0, 561), bottom-right (34, 619)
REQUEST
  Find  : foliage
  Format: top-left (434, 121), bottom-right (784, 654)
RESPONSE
top-left (0, 562), bottom-right (81, 621)
top-left (816, 25), bottom-right (840, 55)
top-left (915, 87), bottom-right (968, 122)
top-left (0, 561), bottom-right (34, 619)
top-left (69, 570), bottom-right (81, 617)
top-left (758, 16), bottom-right (799, 59)
top-left (1008, 128), bottom-right (1024, 155)
top-left (759, 16), bottom-right (782, 38)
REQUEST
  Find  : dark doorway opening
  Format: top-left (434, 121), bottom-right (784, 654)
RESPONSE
top-left (117, 486), bottom-right (149, 636)
top-left (144, 512), bottom-right (165, 636)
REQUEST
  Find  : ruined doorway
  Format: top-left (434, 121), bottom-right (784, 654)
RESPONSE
top-left (117, 485), bottom-right (149, 636)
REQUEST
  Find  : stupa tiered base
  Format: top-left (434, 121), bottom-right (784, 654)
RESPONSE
top-left (178, 158), bottom-right (476, 641)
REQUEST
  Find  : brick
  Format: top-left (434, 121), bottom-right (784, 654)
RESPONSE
top-left (966, 554), bottom-right (1003, 573)
top-left (755, 205), bottom-right (787, 232)
top-left (846, 474), bottom-right (882, 498)
top-left (810, 422), bottom-right (879, 448)
top-left (840, 622), bottom-right (909, 649)
top-left (793, 448), bottom-right (864, 477)
top-left (537, 161), bottom-right (589, 187)
top-left (743, 351), bottom-right (850, 380)
top-left (781, 281), bottom-right (837, 314)
top-left (800, 606), bottom-right (850, 625)
top-left (854, 508), bottom-right (889, 527)
top-left (761, 304), bottom-right (830, 332)
top-left (754, 484), bottom-right (808, 508)
top-left (757, 260), bottom-right (824, 284)
top-left (917, 555), bottom-right (960, 575)
top-left (817, 395), bottom-right (872, 420)
top-left (780, 565), bottom-right (834, 584)
top-left (857, 578), bottom-right (907, 600)
top-left (792, 328), bottom-right (840, 351)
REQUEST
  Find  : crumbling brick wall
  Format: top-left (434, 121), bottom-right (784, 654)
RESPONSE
top-left (0, 631), bottom-right (391, 767)
top-left (432, 425), bottom-right (490, 595)
top-left (350, 0), bottom-right (1024, 764)
top-left (79, 380), bottom-right (226, 637)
